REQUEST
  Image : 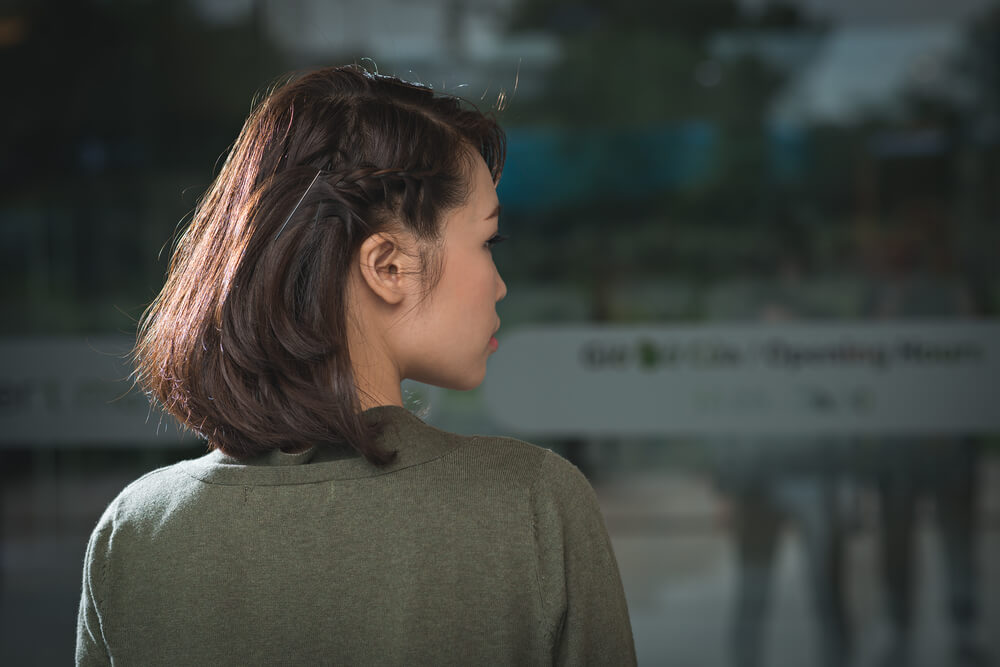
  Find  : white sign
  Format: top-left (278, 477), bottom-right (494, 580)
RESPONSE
top-left (0, 337), bottom-right (190, 447)
top-left (483, 321), bottom-right (1000, 436)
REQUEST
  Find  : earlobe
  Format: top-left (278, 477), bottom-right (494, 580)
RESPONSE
top-left (357, 232), bottom-right (413, 306)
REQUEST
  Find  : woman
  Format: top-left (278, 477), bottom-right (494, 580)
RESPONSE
top-left (76, 65), bottom-right (635, 666)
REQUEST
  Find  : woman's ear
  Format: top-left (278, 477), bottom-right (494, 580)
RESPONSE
top-left (357, 232), bottom-right (418, 306)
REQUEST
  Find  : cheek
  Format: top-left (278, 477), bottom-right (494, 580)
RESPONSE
top-left (432, 251), bottom-right (497, 325)
top-left (476, 258), bottom-right (499, 298)
top-left (445, 257), bottom-right (492, 305)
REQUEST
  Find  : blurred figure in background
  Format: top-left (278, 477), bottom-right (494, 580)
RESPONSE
top-left (861, 194), bottom-right (990, 667)
top-left (710, 214), bottom-right (851, 667)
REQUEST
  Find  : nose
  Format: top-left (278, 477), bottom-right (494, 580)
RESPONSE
top-left (495, 270), bottom-right (507, 303)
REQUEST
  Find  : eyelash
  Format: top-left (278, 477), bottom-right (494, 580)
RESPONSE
top-left (485, 234), bottom-right (509, 249)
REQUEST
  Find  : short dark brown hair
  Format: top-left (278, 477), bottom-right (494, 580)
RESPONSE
top-left (135, 65), bottom-right (506, 463)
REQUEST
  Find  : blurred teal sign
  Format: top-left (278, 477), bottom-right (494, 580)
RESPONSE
top-left (498, 123), bottom-right (717, 211)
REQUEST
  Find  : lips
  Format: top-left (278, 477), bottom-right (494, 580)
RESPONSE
top-left (488, 322), bottom-right (500, 352)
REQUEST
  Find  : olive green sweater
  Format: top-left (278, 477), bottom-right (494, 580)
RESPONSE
top-left (76, 406), bottom-right (636, 665)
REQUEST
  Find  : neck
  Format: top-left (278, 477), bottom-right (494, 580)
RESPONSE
top-left (347, 330), bottom-right (404, 410)
top-left (344, 267), bottom-right (409, 411)
top-left (346, 309), bottom-right (404, 413)
top-left (355, 374), bottom-right (403, 410)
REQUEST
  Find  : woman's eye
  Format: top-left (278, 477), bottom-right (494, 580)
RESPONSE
top-left (485, 233), bottom-right (509, 249)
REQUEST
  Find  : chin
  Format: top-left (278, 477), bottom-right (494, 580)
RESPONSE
top-left (448, 368), bottom-right (488, 392)
top-left (447, 373), bottom-right (486, 392)
top-left (412, 366), bottom-right (486, 392)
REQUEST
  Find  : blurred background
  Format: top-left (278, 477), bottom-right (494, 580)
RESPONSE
top-left (2, 0), bottom-right (999, 665)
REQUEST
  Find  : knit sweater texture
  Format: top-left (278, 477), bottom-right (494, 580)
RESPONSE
top-left (76, 405), bottom-right (636, 665)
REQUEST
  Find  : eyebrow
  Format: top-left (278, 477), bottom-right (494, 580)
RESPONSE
top-left (486, 203), bottom-right (502, 220)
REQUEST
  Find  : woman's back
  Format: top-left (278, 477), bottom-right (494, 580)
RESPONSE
top-left (77, 406), bottom-right (635, 665)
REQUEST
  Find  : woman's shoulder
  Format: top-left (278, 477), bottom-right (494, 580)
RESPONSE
top-left (376, 404), bottom-right (587, 492)
top-left (91, 453), bottom-right (217, 532)
top-left (467, 432), bottom-right (584, 476)
top-left (431, 427), bottom-right (595, 503)
top-left (374, 405), bottom-right (554, 483)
